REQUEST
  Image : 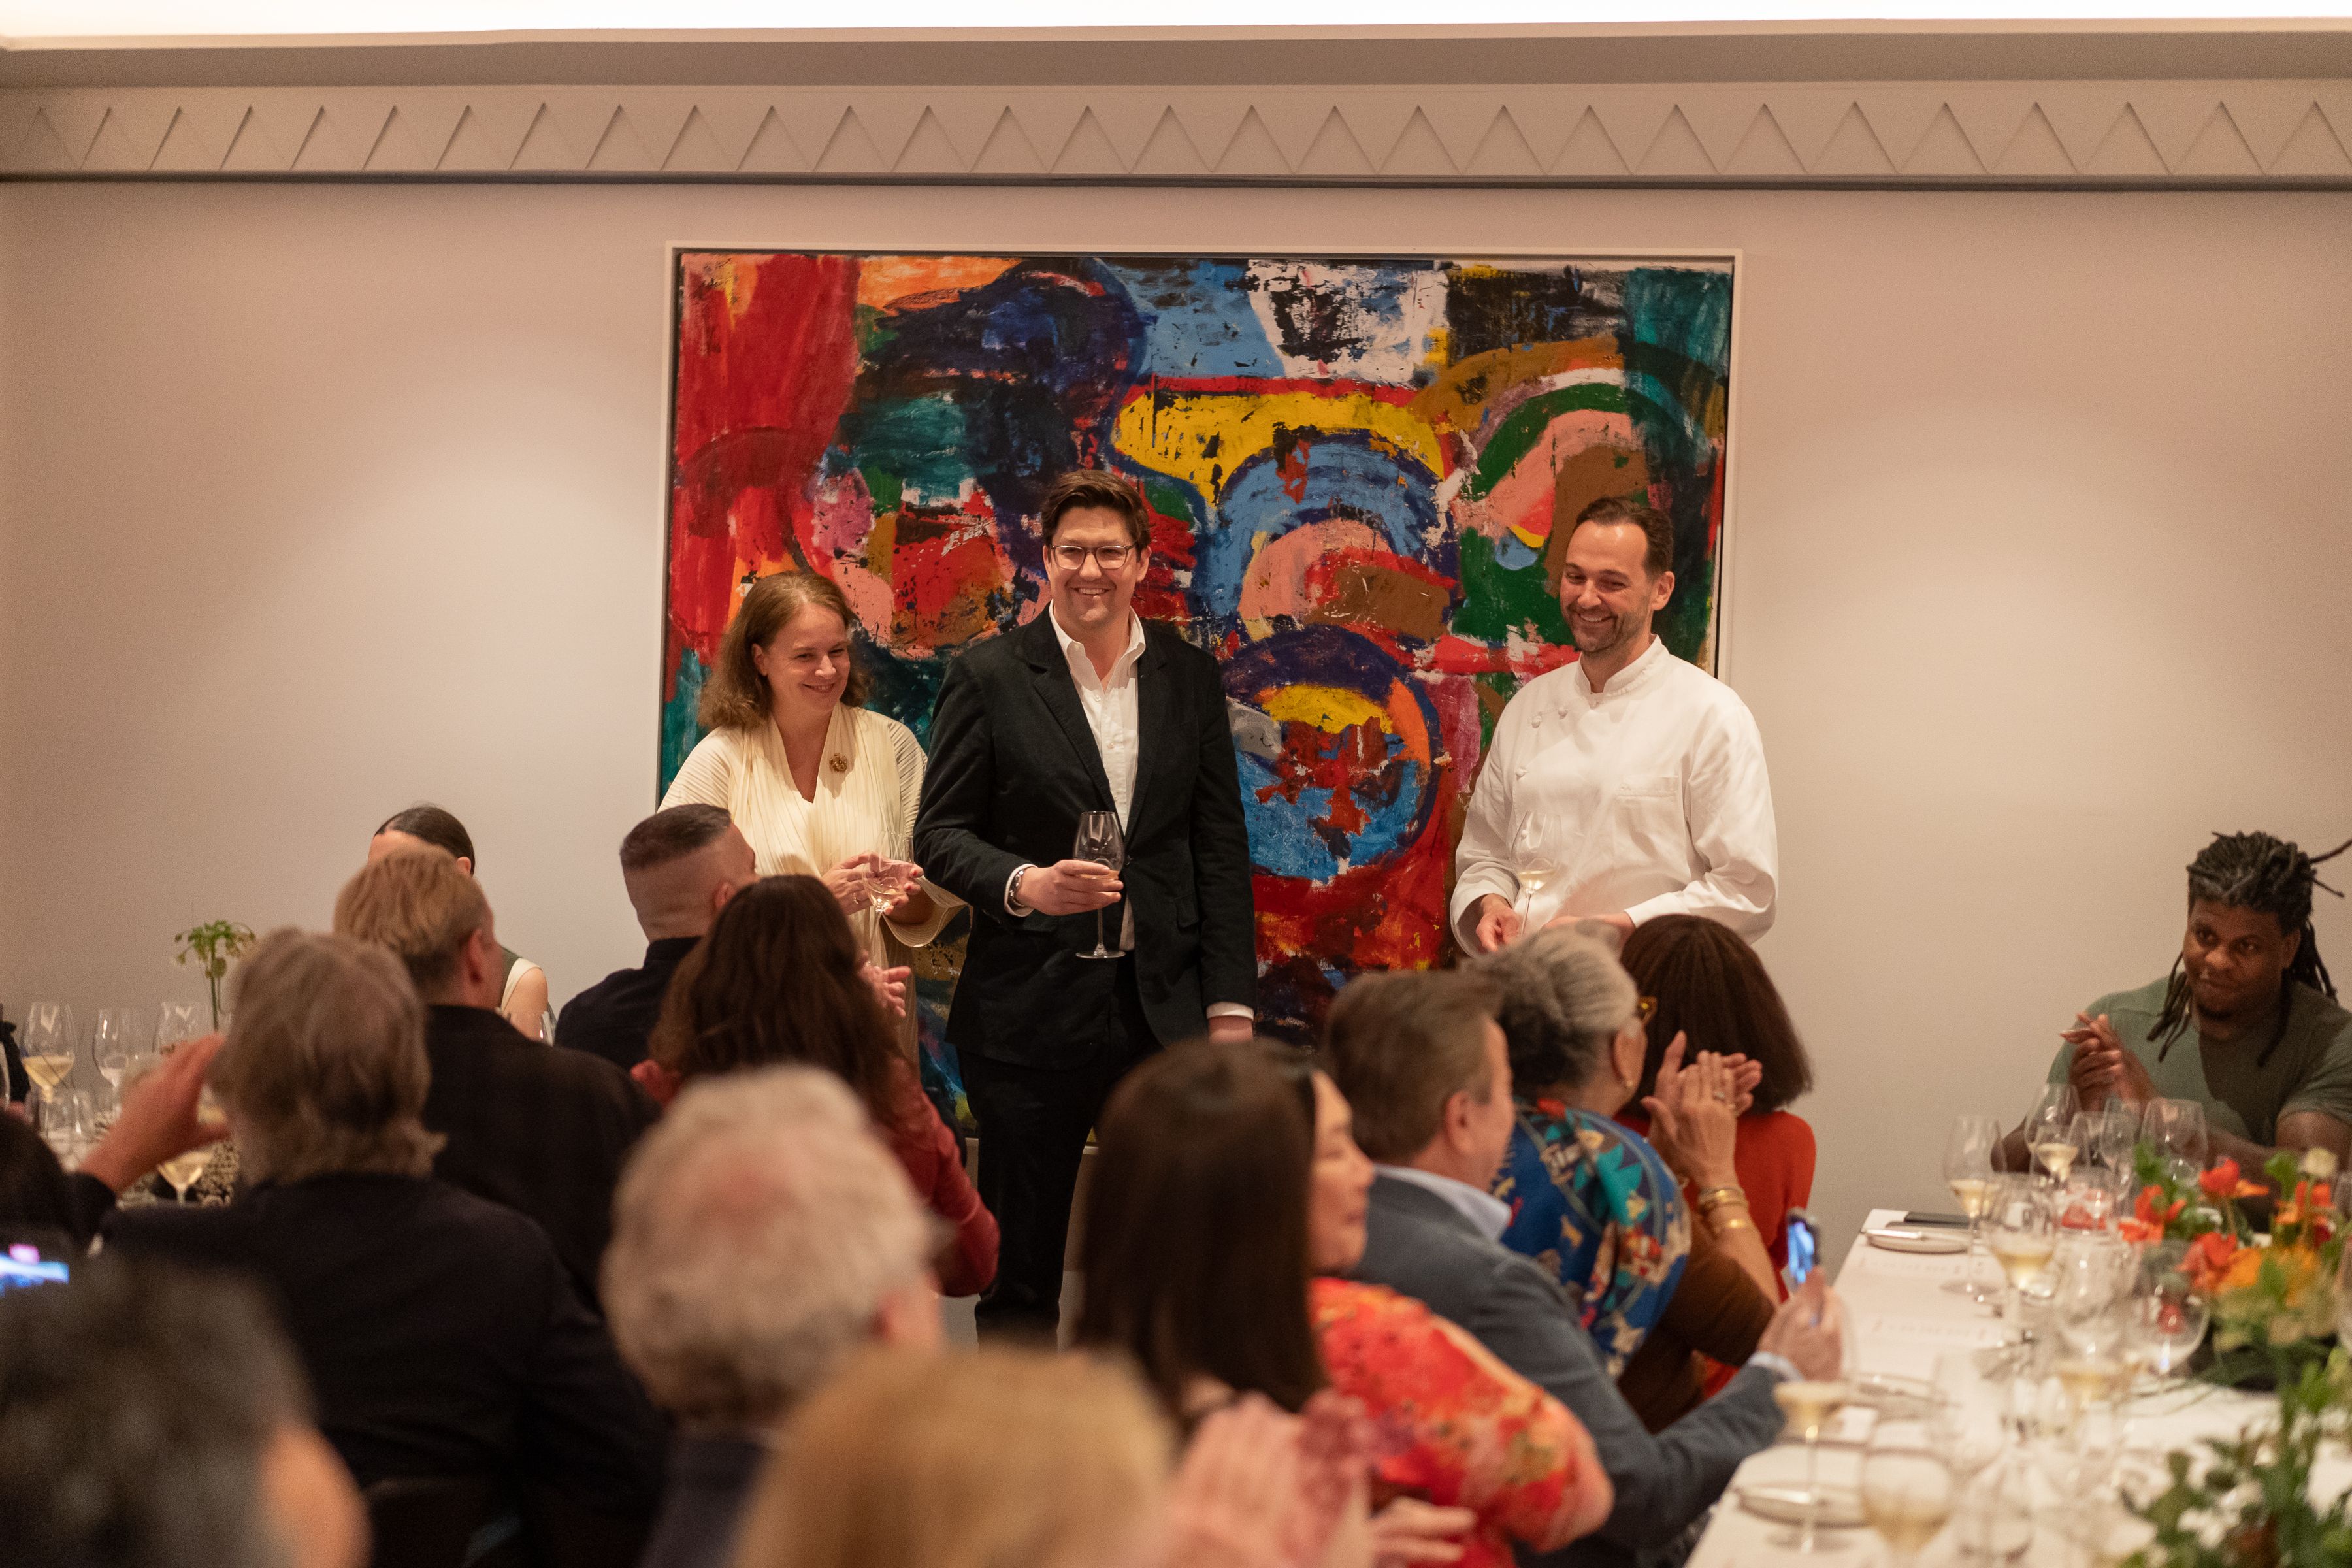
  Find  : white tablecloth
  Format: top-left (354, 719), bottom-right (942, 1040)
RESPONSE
top-left (1682, 1209), bottom-right (2322, 1568)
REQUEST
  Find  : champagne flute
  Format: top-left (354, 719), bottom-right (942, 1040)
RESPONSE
top-left (1773, 1375), bottom-right (1852, 1552)
top-left (1860, 1418), bottom-right (1954, 1568)
top-left (1072, 811), bottom-right (1124, 962)
top-left (20, 1001), bottom-right (79, 1111)
top-left (1942, 1114), bottom-right (2002, 1299)
top-left (2022, 1083), bottom-right (2080, 1183)
top-left (1984, 1175), bottom-right (2057, 1334)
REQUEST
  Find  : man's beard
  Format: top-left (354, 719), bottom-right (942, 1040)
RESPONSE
top-left (1571, 604), bottom-right (1644, 658)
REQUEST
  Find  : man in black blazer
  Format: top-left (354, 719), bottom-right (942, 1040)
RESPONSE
top-left (1324, 971), bottom-right (1844, 1568)
top-left (915, 468), bottom-right (1257, 1338)
top-left (334, 846), bottom-right (661, 1311)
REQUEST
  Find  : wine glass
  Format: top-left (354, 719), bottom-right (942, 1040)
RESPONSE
top-left (2132, 1253), bottom-right (2210, 1381)
top-left (157, 1145), bottom-right (212, 1203)
top-left (1512, 819), bottom-right (1565, 926)
top-left (1984, 1175), bottom-right (2057, 1333)
top-left (2056, 1170), bottom-right (2116, 1233)
top-left (154, 1000), bottom-right (203, 1051)
top-left (93, 1007), bottom-right (146, 1107)
top-left (2050, 1237), bottom-right (2134, 1443)
top-left (1772, 1375), bottom-right (1852, 1552)
top-left (31, 1088), bottom-right (93, 1166)
top-left (1072, 811), bottom-right (1124, 962)
top-left (2141, 1099), bottom-right (2208, 1177)
top-left (19, 1001), bottom-right (79, 1107)
top-left (1942, 1114), bottom-right (2002, 1299)
top-left (2021, 1083), bottom-right (2080, 1183)
top-left (1860, 1418), bottom-right (1954, 1568)
top-left (1929, 1350), bottom-right (2008, 1488)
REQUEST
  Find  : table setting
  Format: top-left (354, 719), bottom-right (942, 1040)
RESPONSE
top-left (1690, 1096), bottom-right (2352, 1568)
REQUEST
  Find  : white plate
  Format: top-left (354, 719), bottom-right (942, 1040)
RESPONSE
top-left (1866, 1228), bottom-right (1967, 1254)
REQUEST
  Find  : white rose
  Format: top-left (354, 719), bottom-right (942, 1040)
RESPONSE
top-left (2301, 1146), bottom-right (2338, 1181)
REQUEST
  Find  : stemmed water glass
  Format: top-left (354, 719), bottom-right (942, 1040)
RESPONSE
top-left (1073, 811), bottom-right (1125, 962)
top-left (93, 1007), bottom-right (146, 1109)
top-left (2133, 1249), bottom-right (2210, 1381)
top-left (2050, 1236), bottom-right (2135, 1447)
top-left (2021, 1084), bottom-right (2081, 1183)
top-left (1859, 1418), bottom-right (1955, 1568)
top-left (2142, 1099), bottom-right (2209, 1178)
top-left (1942, 1115), bottom-right (2002, 1299)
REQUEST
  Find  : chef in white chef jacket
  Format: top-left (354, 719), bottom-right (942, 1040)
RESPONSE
top-left (1452, 495), bottom-right (1777, 955)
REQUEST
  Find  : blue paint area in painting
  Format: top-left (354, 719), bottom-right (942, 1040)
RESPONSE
top-left (1197, 434), bottom-right (1443, 623)
top-left (1223, 629), bottom-right (1443, 885)
top-left (661, 649), bottom-right (708, 785)
top-left (1101, 259), bottom-right (1286, 379)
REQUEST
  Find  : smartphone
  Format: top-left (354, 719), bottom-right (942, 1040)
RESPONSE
top-left (0, 1238), bottom-right (71, 1294)
top-left (1782, 1208), bottom-right (1820, 1291)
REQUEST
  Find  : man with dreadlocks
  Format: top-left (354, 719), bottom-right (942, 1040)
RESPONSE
top-left (2008, 831), bottom-right (2352, 1178)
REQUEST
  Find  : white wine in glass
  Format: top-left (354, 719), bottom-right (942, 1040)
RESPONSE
top-left (2032, 1140), bottom-right (2080, 1183)
top-left (1942, 1113), bottom-right (2002, 1299)
top-left (1949, 1177), bottom-right (1992, 1217)
top-left (1861, 1422), bottom-right (1955, 1568)
top-left (2054, 1354), bottom-right (2130, 1405)
top-left (1773, 1379), bottom-right (1851, 1553)
top-left (22, 1053), bottom-right (74, 1094)
top-left (1989, 1232), bottom-right (2057, 1290)
top-left (157, 1149), bottom-right (211, 1201)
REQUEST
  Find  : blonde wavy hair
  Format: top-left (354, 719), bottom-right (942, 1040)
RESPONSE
top-left (331, 845), bottom-right (490, 1000)
top-left (212, 929), bottom-right (443, 1184)
top-left (698, 570), bottom-right (867, 732)
top-left (734, 1347), bottom-right (1172, 1568)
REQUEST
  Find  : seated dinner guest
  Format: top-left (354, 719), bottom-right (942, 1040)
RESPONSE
top-left (2021, 829), bottom-right (2352, 1174)
top-left (736, 1345), bottom-right (1363, 1568)
top-left (1619, 913), bottom-right (1817, 1282)
top-left (0, 1258), bottom-right (365, 1568)
top-left (645, 874), bottom-right (997, 1297)
top-left (91, 931), bottom-right (667, 1534)
top-left (1452, 497), bottom-right (1776, 954)
top-left (557, 804), bottom-right (758, 1070)
top-left (606, 1068), bottom-right (945, 1568)
top-left (336, 846), bottom-right (659, 1307)
top-left (661, 569), bottom-right (958, 1045)
top-left (368, 802), bottom-right (547, 1036)
top-left (1078, 1037), bottom-right (1603, 1568)
top-left (1326, 970), bottom-right (1843, 1568)
top-left (1478, 929), bottom-right (1776, 1431)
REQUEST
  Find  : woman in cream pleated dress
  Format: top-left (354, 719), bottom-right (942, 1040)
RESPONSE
top-left (662, 571), bottom-right (959, 1050)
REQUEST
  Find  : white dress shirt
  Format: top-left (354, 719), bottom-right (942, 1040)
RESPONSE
top-left (1005, 608), bottom-right (1250, 1022)
top-left (1448, 636), bottom-right (1777, 949)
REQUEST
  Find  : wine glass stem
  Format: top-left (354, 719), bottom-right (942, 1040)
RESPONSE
top-left (1095, 909), bottom-right (1107, 954)
top-left (1802, 1433), bottom-right (1820, 1552)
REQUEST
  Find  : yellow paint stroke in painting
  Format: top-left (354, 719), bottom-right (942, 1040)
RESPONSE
top-left (1410, 337), bottom-right (1623, 440)
top-left (1115, 389), bottom-right (1445, 502)
top-left (685, 255), bottom-right (760, 326)
top-left (1262, 685), bottom-right (1390, 735)
top-left (857, 256), bottom-right (1022, 311)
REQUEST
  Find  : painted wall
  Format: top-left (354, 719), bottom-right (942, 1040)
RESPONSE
top-left (3, 180), bottom-right (2347, 1247)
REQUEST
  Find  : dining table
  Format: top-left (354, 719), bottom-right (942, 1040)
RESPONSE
top-left (1684, 1207), bottom-right (2352, 1568)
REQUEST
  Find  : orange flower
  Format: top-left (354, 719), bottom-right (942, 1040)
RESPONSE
top-left (2184, 1231), bottom-right (2242, 1293)
top-left (2118, 1218), bottom-right (2164, 1243)
top-left (2197, 1160), bottom-right (2264, 1201)
top-left (2133, 1186), bottom-right (2187, 1228)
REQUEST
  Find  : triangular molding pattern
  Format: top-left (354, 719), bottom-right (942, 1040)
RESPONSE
top-left (0, 81), bottom-right (2342, 185)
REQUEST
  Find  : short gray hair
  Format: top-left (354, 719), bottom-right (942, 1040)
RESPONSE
top-left (1472, 927), bottom-right (1641, 1094)
top-left (214, 928), bottom-right (443, 1184)
top-left (602, 1066), bottom-right (932, 1432)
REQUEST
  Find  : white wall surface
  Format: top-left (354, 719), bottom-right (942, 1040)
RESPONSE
top-left (3, 179), bottom-right (2347, 1246)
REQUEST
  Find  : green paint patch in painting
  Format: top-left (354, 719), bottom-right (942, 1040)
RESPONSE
top-left (843, 393), bottom-right (972, 504)
top-left (661, 647), bottom-right (710, 792)
top-left (1450, 527), bottom-right (1573, 645)
top-left (1464, 383), bottom-right (1628, 501)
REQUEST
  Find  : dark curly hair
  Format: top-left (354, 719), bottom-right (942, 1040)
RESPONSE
top-left (2154, 831), bottom-right (2349, 1062)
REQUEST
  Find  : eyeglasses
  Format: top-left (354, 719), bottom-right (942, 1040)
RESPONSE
top-left (1049, 542), bottom-right (1137, 571)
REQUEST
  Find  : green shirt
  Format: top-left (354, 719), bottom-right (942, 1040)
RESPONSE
top-left (2046, 977), bottom-right (2352, 1145)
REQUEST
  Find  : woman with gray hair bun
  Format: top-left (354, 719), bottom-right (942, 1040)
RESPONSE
top-left (1472, 927), bottom-right (1782, 1431)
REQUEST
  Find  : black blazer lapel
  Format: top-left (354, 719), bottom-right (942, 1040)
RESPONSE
top-left (1017, 612), bottom-right (1116, 814)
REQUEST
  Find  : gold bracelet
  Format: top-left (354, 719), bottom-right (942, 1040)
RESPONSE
top-left (1711, 1215), bottom-right (1757, 1235)
top-left (1696, 1186), bottom-right (1748, 1211)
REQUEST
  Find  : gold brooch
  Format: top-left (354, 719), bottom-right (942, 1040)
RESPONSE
top-left (828, 755), bottom-right (850, 774)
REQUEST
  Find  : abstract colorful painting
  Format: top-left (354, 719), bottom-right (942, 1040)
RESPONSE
top-left (664, 251), bottom-right (1734, 1051)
